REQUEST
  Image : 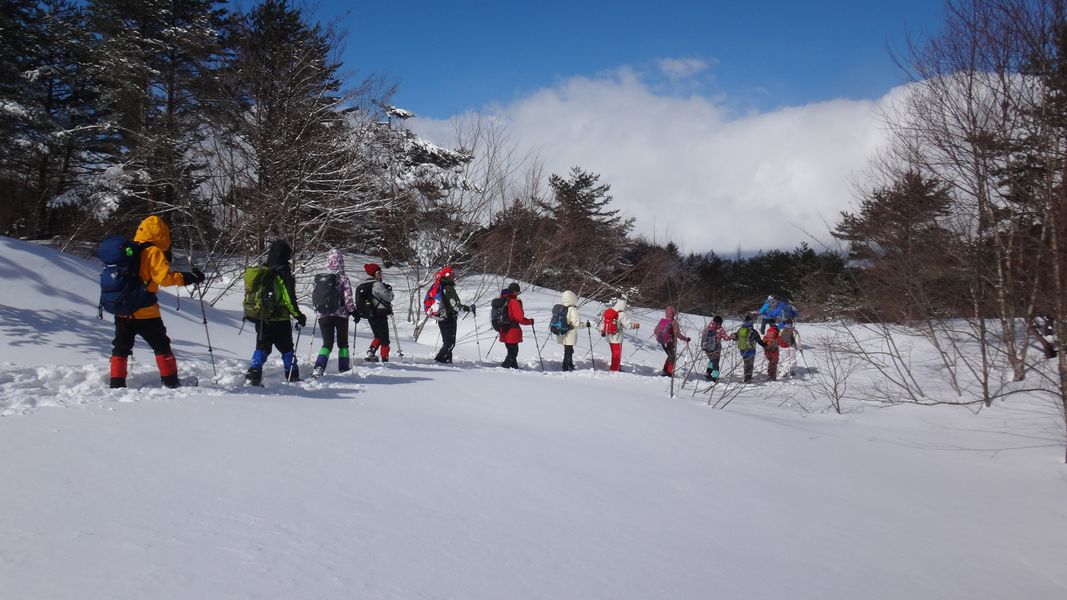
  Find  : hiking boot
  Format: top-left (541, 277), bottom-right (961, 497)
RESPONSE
top-left (312, 366), bottom-right (325, 378)
top-left (109, 377), bottom-right (127, 389)
top-left (365, 350), bottom-right (379, 363)
top-left (245, 368), bottom-right (263, 386)
top-left (162, 374), bottom-right (180, 389)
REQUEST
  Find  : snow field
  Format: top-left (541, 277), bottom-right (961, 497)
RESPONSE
top-left (0, 235), bottom-right (1065, 599)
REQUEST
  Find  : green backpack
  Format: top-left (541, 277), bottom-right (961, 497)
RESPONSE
top-left (736, 325), bottom-right (756, 352)
top-left (243, 266), bottom-right (284, 320)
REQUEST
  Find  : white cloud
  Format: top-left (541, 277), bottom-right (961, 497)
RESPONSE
top-left (413, 68), bottom-right (897, 254)
top-left (657, 57), bottom-right (711, 81)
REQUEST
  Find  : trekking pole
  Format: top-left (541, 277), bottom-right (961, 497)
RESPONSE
top-left (469, 306), bottom-right (481, 360)
top-left (195, 283), bottom-right (217, 377)
top-left (530, 324), bottom-right (546, 371)
top-left (538, 326), bottom-right (551, 357)
top-left (485, 336), bottom-right (497, 360)
top-left (587, 325), bottom-right (596, 371)
top-left (390, 313), bottom-right (405, 358)
top-left (679, 341), bottom-right (699, 390)
top-left (288, 323), bottom-right (303, 385)
top-left (304, 317), bottom-right (319, 364)
top-left (628, 331), bottom-right (656, 358)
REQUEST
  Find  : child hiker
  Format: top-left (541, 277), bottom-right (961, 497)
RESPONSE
top-left (762, 321), bottom-right (782, 381)
top-left (779, 319), bottom-right (802, 377)
top-left (732, 314), bottom-right (767, 383)
top-left (311, 249), bottom-right (356, 377)
top-left (552, 290), bottom-right (586, 371)
top-left (243, 239), bottom-right (307, 385)
top-left (498, 282), bottom-right (534, 368)
top-left (699, 315), bottom-right (732, 382)
top-left (600, 299), bottom-right (640, 372)
top-left (654, 305), bottom-right (691, 377)
top-left (105, 215), bottom-right (204, 388)
top-left (359, 263), bottom-right (395, 362)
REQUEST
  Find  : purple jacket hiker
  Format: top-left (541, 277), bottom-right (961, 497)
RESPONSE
top-left (319, 249), bottom-right (356, 318)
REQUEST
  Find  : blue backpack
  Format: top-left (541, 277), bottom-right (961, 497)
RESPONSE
top-left (549, 304), bottom-right (572, 335)
top-left (98, 235), bottom-right (156, 316)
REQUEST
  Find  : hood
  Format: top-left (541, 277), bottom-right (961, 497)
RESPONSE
top-left (561, 290), bottom-right (577, 307)
top-left (665, 305), bottom-right (676, 320)
top-left (613, 299), bottom-right (627, 311)
top-left (267, 239), bottom-right (292, 269)
top-left (133, 216), bottom-right (171, 251)
top-left (325, 249), bottom-right (346, 274)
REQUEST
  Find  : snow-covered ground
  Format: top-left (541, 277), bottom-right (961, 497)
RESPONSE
top-left (0, 235), bottom-right (1065, 599)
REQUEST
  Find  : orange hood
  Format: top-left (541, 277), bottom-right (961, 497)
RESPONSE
top-left (133, 216), bottom-right (171, 251)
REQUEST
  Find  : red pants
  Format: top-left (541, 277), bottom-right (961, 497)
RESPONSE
top-left (765, 349), bottom-right (779, 380)
top-left (609, 343), bottom-right (622, 371)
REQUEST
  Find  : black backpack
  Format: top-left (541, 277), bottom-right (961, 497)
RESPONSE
top-left (312, 273), bottom-right (341, 314)
top-left (355, 281), bottom-right (377, 319)
top-left (490, 297), bottom-right (513, 332)
top-left (549, 304), bottom-right (572, 336)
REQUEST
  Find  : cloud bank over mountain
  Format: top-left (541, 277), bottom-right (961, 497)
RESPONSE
top-left (415, 64), bottom-right (902, 254)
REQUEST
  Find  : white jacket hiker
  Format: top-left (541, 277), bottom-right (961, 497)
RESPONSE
top-left (604, 298), bottom-right (635, 345)
top-left (554, 290), bottom-right (583, 346)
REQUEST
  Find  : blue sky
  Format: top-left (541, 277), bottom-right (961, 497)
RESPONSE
top-left (318, 0), bottom-right (944, 119)
top-left (314, 1), bottom-right (947, 253)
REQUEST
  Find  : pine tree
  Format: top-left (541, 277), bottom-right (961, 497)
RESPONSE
top-left (212, 0), bottom-right (378, 252)
top-left (833, 171), bottom-right (961, 321)
top-left (87, 0), bottom-right (229, 237)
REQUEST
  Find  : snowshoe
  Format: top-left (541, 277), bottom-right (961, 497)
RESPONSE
top-left (245, 368), bottom-right (263, 387)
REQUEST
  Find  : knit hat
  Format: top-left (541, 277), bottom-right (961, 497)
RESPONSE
top-left (507, 282), bottom-right (520, 294)
top-left (439, 265), bottom-right (454, 280)
top-left (713, 315), bottom-right (723, 324)
top-left (364, 263), bottom-right (381, 276)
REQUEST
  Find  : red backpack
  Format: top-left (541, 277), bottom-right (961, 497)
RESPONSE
top-left (423, 273), bottom-right (444, 317)
top-left (603, 308), bottom-right (619, 335)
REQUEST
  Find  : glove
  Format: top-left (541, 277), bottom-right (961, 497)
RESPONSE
top-left (470, 305), bottom-right (477, 316)
top-left (586, 321), bottom-right (591, 328)
top-left (349, 311), bottom-right (361, 323)
top-left (529, 318), bottom-right (535, 325)
top-left (181, 269), bottom-right (205, 285)
top-left (296, 312), bottom-right (307, 328)
top-left (462, 304), bottom-right (472, 314)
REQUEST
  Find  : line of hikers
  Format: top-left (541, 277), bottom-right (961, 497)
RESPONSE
top-left (98, 217), bottom-right (801, 388)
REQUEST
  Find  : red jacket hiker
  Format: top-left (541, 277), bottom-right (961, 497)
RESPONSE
top-left (498, 289), bottom-right (534, 343)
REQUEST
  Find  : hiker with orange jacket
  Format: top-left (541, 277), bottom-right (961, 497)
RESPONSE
top-left (108, 215), bottom-right (204, 388)
top-left (600, 298), bottom-right (640, 372)
top-left (499, 282), bottom-right (534, 368)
